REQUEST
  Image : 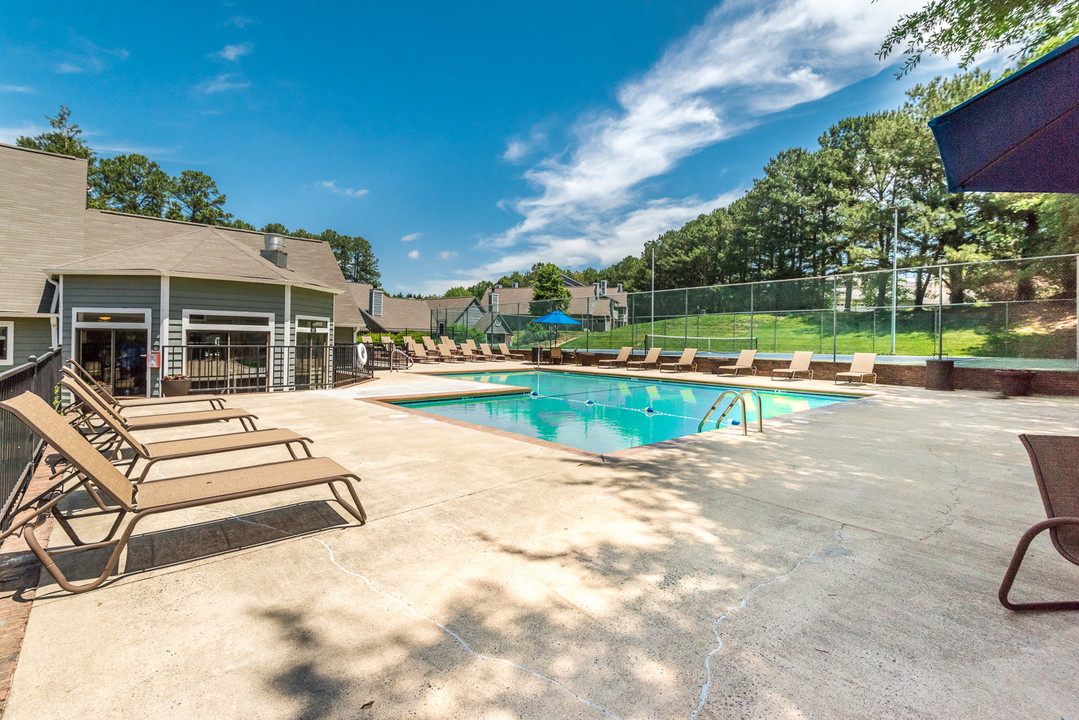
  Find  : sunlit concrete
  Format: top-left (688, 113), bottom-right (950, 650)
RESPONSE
top-left (5, 362), bottom-right (1078, 719)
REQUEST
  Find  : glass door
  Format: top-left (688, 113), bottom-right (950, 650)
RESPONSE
top-left (77, 328), bottom-right (148, 396)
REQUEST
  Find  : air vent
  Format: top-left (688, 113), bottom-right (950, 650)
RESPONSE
top-left (370, 288), bottom-right (383, 317)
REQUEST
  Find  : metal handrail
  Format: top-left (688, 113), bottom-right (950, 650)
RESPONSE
top-left (697, 389), bottom-right (763, 436)
top-left (389, 348), bottom-right (413, 372)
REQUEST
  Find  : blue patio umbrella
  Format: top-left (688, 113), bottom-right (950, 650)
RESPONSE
top-left (532, 309), bottom-right (580, 360)
top-left (928, 34), bottom-right (1079, 193)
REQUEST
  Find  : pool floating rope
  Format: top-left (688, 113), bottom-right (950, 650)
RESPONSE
top-left (645, 406), bottom-right (655, 413)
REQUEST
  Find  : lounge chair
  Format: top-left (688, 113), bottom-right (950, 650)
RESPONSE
top-left (547, 347), bottom-right (564, 365)
top-left (598, 346), bottom-right (632, 368)
top-left (498, 343), bottom-right (527, 360)
top-left (61, 376), bottom-right (313, 481)
top-left (479, 343), bottom-right (500, 361)
top-left (360, 335), bottom-right (374, 345)
top-left (61, 374), bottom-right (258, 433)
top-left (422, 336), bottom-right (440, 355)
top-left (0, 391), bottom-right (365, 594)
top-left (437, 345), bottom-right (466, 362)
top-left (440, 337), bottom-right (465, 357)
top-left (713, 349), bottom-right (757, 376)
top-left (460, 345), bottom-right (485, 362)
top-left (999, 435), bottom-right (1079, 611)
top-left (627, 347), bottom-right (662, 370)
top-left (65, 360), bottom-right (226, 410)
top-left (407, 339), bottom-right (437, 363)
top-left (660, 348), bottom-right (697, 373)
top-left (835, 353), bottom-right (877, 385)
top-left (771, 351), bottom-right (814, 381)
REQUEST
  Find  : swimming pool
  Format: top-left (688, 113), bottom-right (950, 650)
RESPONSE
top-left (392, 371), bottom-right (854, 454)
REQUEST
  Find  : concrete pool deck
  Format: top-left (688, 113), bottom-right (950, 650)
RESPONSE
top-left (2, 362), bottom-right (1078, 718)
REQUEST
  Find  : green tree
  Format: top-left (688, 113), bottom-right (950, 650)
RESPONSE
top-left (878, 0), bottom-right (1079, 76)
top-left (89, 154), bottom-right (173, 216)
top-left (167, 170), bottom-right (232, 225)
top-left (16, 105), bottom-right (93, 159)
top-left (443, 286), bottom-right (472, 297)
top-left (260, 222), bottom-right (291, 235)
top-left (528, 263), bottom-right (571, 315)
top-left (320, 229), bottom-right (380, 285)
top-left (226, 218), bottom-right (257, 230)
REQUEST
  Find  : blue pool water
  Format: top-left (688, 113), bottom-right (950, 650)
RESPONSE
top-left (393, 371), bottom-right (853, 454)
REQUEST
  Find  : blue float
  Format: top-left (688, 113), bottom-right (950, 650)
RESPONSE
top-left (645, 406), bottom-right (655, 413)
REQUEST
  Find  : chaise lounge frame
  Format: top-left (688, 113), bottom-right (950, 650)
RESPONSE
top-left (0, 391), bottom-right (366, 594)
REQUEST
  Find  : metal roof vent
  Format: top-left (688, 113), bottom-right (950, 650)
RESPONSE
top-left (260, 234), bottom-right (288, 268)
top-left (600, 280), bottom-right (608, 296)
top-left (370, 288), bottom-right (383, 317)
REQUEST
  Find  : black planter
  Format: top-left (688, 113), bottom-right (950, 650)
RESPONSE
top-left (996, 369), bottom-right (1034, 397)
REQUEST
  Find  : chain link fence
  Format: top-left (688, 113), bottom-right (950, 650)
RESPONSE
top-left (426, 255), bottom-right (1077, 370)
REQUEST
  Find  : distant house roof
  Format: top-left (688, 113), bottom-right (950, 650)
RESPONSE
top-left (480, 284), bottom-right (626, 317)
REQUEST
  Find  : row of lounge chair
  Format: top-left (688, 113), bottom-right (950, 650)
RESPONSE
top-left (0, 360), bottom-right (367, 594)
top-left (593, 347), bottom-right (877, 384)
top-left (402, 336), bottom-right (526, 364)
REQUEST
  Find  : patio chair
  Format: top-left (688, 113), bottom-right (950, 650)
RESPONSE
top-left (713, 349), bottom-right (757, 376)
top-left (598, 346), bottom-right (632, 368)
top-left (660, 348), bottom-right (697, 373)
top-left (437, 345), bottom-right (466, 362)
top-left (498, 343), bottom-right (527, 360)
top-left (360, 335), bottom-right (374, 345)
top-left (547, 347), bottom-right (564, 365)
top-left (422, 336), bottom-right (440, 354)
top-left (61, 374), bottom-right (259, 434)
top-left (61, 376), bottom-right (313, 481)
top-left (771, 351), bottom-right (814, 381)
top-left (999, 435), bottom-right (1079, 611)
top-left (835, 353), bottom-right (877, 385)
top-left (408, 340), bottom-right (438, 363)
top-left (65, 360), bottom-right (226, 410)
top-left (627, 347), bottom-right (662, 370)
top-left (460, 345), bottom-right (485, 362)
top-left (0, 391), bottom-right (365, 594)
top-left (479, 343), bottom-right (499, 361)
top-left (440, 337), bottom-right (465, 357)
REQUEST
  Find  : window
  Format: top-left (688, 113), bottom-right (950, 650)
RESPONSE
top-left (0, 322), bottom-right (12, 365)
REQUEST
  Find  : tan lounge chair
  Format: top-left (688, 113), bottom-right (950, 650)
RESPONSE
top-left (598, 346), bottom-right (632, 368)
top-left (547, 347), bottom-right (564, 365)
top-left (360, 335), bottom-right (374, 344)
top-left (836, 353), bottom-right (877, 385)
top-left (999, 435), bottom-right (1079, 611)
top-left (627, 347), bottom-right (662, 370)
top-left (713, 349), bottom-right (757, 376)
top-left (65, 360), bottom-right (226, 410)
top-left (0, 391), bottom-right (365, 594)
top-left (407, 339), bottom-right (437, 363)
top-left (61, 374), bottom-right (258, 433)
top-left (422, 336), bottom-right (440, 354)
top-left (437, 345), bottom-right (466, 362)
top-left (479, 343), bottom-right (499, 360)
top-left (660, 348), bottom-right (697, 373)
top-left (498, 343), bottom-right (527, 360)
top-left (62, 376), bottom-right (313, 482)
top-left (460, 345), bottom-right (485, 362)
top-left (771, 351), bottom-right (814, 381)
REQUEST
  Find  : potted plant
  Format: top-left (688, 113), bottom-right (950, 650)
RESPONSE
top-left (161, 374), bottom-right (191, 397)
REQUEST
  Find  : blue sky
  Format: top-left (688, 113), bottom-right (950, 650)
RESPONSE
top-left (2, 0), bottom-right (956, 295)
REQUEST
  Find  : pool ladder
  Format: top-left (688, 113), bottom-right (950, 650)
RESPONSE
top-left (697, 390), bottom-right (763, 436)
top-left (389, 348), bottom-right (413, 372)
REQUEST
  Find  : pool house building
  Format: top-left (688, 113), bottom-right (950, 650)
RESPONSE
top-left (0, 143), bottom-right (367, 396)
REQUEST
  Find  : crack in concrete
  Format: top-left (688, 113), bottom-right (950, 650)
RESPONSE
top-left (919, 445), bottom-right (965, 541)
top-left (194, 507), bottom-right (624, 720)
top-left (690, 546), bottom-right (822, 720)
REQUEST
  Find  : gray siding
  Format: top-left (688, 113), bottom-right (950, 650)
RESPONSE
top-left (291, 287), bottom-right (335, 345)
top-left (61, 275), bottom-right (160, 352)
top-left (4, 317), bottom-right (53, 365)
top-left (167, 278), bottom-right (285, 346)
top-left (335, 326), bottom-right (356, 344)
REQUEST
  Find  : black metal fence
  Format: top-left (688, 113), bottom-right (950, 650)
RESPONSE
top-left (162, 343), bottom-right (372, 394)
top-left (1, 347), bottom-right (63, 529)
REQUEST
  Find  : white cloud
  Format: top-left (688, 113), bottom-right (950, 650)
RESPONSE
top-left (225, 16), bottom-right (255, 28)
top-left (439, 251), bottom-right (459, 261)
top-left (317, 180), bottom-right (369, 198)
top-left (56, 62), bottom-right (84, 74)
top-left (198, 73), bottom-right (251, 93)
top-left (55, 38), bottom-right (129, 74)
top-left (213, 43), bottom-right (253, 61)
top-left (0, 123), bottom-right (46, 144)
top-left (0, 85), bottom-right (33, 93)
top-left (484, 0), bottom-right (923, 271)
top-left (408, 249), bottom-right (421, 259)
top-left (503, 140), bottom-right (527, 162)
top-left (400, 232), bottom-right (422, 242)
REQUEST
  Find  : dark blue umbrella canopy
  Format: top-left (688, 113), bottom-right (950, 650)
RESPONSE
top-left (533, 309), bottom-right (581, 325)
top-left (928, 34), bottom-right (1079, 193)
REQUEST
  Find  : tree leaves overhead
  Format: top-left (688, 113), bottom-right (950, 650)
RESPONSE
top-left (15, 105), bottom-right (93, 159)
top-left (877, 0), bottom-right (1079, 76)
top-left (90, 154), bottom-right (173, 217)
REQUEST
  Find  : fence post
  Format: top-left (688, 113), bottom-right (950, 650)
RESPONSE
top-left (832, 276), bottom-right (837, 361)
top-left (938, 264), bottom-right (944, 358)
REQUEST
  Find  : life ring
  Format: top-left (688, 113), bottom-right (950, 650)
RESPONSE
top-left (356, 343), bottom-right (368, 365)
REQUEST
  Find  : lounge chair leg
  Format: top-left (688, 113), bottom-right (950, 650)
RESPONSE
top-left (999, 517), bottom-right (1079, 611)
top-left (328, 478), bottom-right (367, 523)
top-left (22, 522), bottom-right (130, 594)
